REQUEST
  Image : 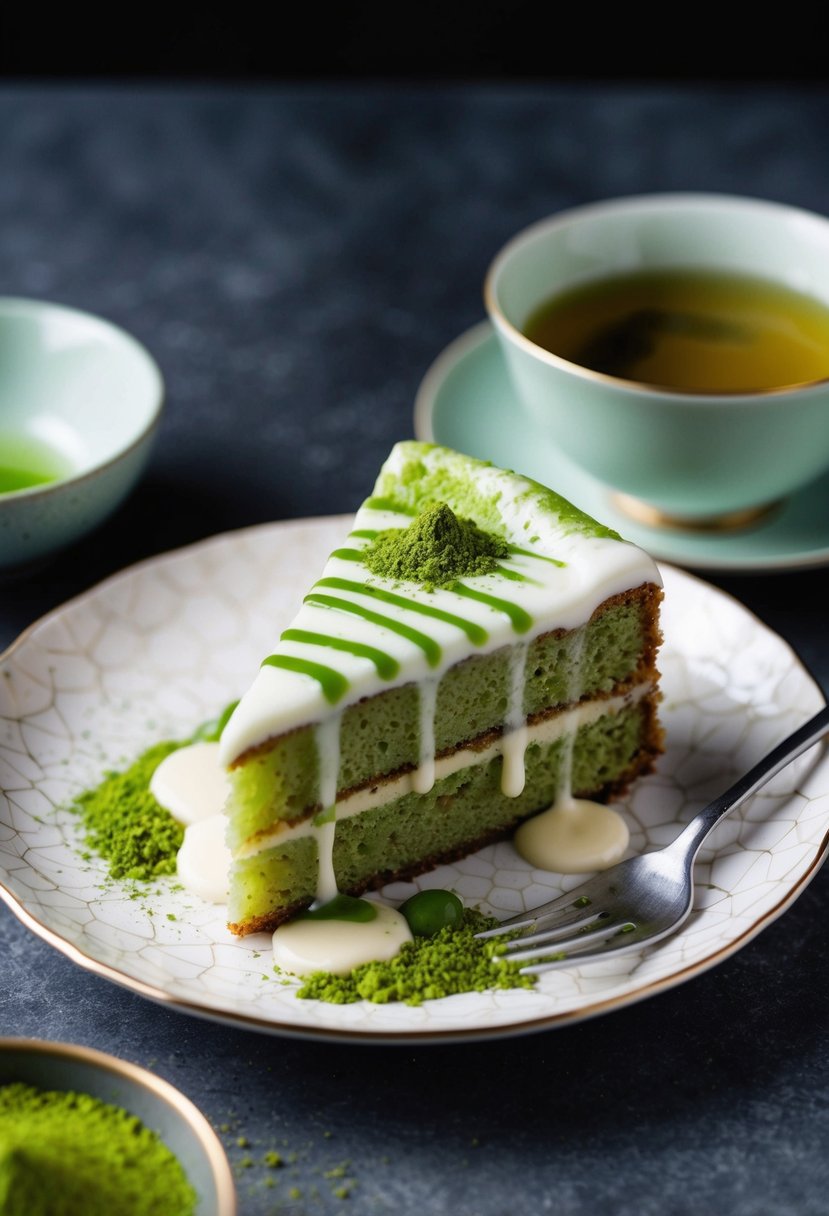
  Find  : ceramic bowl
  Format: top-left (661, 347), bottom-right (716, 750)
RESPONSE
top-left (0, 296), bottom-right (164, 572)
top-left (0, 1037), bottom-right (237, 1215)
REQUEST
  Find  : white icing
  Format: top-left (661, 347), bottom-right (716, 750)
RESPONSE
top-left (313, 714), bottom-right (342, 905)
top-left (501, 642), bottom-right (529, 797)
top-left (272, 901), bottom-right (413, 977)
top-left (413, 677), bottom-right (438, 794)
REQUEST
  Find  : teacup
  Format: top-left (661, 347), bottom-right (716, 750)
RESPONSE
top-left (484, 193), bottom-right (829, 531)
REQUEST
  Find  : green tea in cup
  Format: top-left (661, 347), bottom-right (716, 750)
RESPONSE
top-left (522, 267), bottom-right (829, 394)
top-left (484, 193), bottom-right (829, 529)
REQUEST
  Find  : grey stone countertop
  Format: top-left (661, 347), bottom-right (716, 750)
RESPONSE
top-left (1, 82), bottom-right (828, 1215)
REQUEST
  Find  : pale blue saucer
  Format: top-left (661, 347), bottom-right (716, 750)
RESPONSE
top-left (413, 320), bottom-right (829, 573)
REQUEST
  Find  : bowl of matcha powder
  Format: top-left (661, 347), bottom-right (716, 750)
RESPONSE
top-left (0, 1038), bottom-right (236, 1215)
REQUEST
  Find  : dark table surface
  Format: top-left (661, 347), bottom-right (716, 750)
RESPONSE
top-left (1, 80), bottom-right (828, 1216)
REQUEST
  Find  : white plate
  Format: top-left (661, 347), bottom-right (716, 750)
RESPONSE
top-left (414, 320), bottom-right (829, 573)
top-left (1, 518), bottom-right (827, 1043)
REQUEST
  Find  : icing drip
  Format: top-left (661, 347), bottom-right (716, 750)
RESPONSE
top-left (413, 677), bottom-right (438, 794)
top-left (557, 627), bottom-right (587, 804)
top-left (512, 625), bottom-right (630, 874)
top-left (501, 642), bottom-right (529, 797)
top-left (313, 714), bottom-right (342, 904)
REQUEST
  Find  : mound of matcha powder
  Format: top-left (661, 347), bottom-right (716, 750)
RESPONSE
top-left (363, 501), bottom-right (509, 590)
top-left (294, 908), bottom-right (536, 1006)
top-left (0, 1082), bottom-right (197, 1216)
top-left (72, 741), bottom-right (186, 881)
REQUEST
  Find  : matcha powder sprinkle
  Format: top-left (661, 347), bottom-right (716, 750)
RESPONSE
top-left (72, 741), bottom-right (185, 881)
top-left (294, 909), bottom-right (536, 1006)
top-left (0, 1082), bottom-right (197, 1216)
top-left (363, 502), bottom-right (509, 589)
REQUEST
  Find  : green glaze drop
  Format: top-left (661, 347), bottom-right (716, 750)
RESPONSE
top-left (300, 894), bottom-right (378, 923)
top-left (261, 653), bottom-right (348, 703)
top-left (363, 502), bottom-right (509, 590)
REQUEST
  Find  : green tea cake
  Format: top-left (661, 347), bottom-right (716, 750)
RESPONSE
top-left (218, 441), bottom-right (664, 935)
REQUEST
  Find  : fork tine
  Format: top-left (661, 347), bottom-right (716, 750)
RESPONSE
top-left (516, 926), bottom-right (649, 974)
top-left (475, 874), bottom-right (611, 939)
top-left (493, 917), bottom-right (631, 965)
top-left (489, 907), bottom-right (609, 953)
top-left (475, 898), bottom-right (601, 940)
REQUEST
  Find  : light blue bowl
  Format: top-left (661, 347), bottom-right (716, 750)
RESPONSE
top-left (0, 297), bottom-right (164, 572)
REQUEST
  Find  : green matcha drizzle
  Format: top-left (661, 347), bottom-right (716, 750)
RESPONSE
top-left (280, 628), bottom-right (400, 680)
top-left (0, 1082), bottom-right (197, 1215)
top-left (363, 496), bottom-right (417, 515)
top-left (315, 577), bottom-right (489, 645)
top-left (491, 563), bottom-right (536, 584)
top-left (261, 654), bottom-right (348, 704)
top-left (303, 592), bottom-right (442, 666)
top-left (508, 543), bottom-right (566, 567)
top-left (447, 583), bottom-right (533, 633)
top-left (294, 908), bottom-right (535, 1006)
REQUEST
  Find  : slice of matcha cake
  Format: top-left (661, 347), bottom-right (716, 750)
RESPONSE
top-left (218, 441), bottom-right (664, 936)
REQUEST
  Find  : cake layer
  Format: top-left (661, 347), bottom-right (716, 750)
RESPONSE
top-left (225, 584), bottom-right (662, 853)
top-left (227, 695), bottom-right (662, 934)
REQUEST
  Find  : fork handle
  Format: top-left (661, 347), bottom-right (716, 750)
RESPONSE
top-left (673, 703), bottom-right (829, 860)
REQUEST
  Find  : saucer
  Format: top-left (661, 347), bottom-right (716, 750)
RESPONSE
top-left (413, 320), bottom-right (829, 573)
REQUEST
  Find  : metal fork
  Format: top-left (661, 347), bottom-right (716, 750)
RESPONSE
top-left (476, 704), bottom-right (829, 973)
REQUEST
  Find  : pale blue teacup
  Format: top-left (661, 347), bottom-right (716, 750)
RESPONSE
top-left (484, 193), bottom-right (829, 531)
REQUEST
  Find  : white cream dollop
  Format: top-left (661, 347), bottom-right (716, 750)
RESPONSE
top-left (177, 814), bottom-right (232, 903)
top-left (149, 741), bottom-right (233, 904)
top-left (272, 902), bottom-right (413, 977)
top-left (150, 741), bottom-right (231, 824)
top-left (513, 796), bottom-right (630, 874)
